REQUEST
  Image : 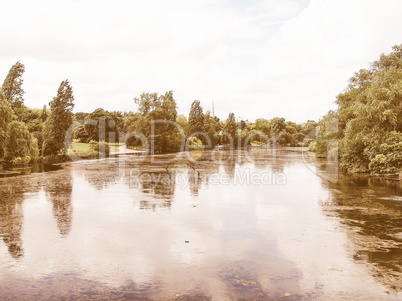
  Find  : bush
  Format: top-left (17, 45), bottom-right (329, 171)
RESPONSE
top-left (10, 156), bottom-right (31, 166)
top-left (186, 137), bottom-right (203, 150)
top-left (89, 140), bottom-right (110, 157)
top-left (368, 133), bottom-right (402, 174)
top-left (308, 140), bottom-right (317, 152)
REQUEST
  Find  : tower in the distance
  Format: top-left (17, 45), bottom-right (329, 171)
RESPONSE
top-left (212, 100), bottom-right (215, 118)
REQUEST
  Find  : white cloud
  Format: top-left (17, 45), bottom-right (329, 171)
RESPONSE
top-left (0, 0), bottom-right (401, 122)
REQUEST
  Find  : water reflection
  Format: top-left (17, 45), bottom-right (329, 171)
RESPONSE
top-left (0, 177), bottom-right (41, 258)
top-left (0, 187), bottom-right (24, 258)
top-left (83, 163), bottom-right (121, 190)
top-left (187, 161), bottom-right (220, 196)
top-left (139, 170), bottom-right (175, 198)
top-left (0, 149), bottom-right (400, 299)
top-left (323, 174), bottom-right (402, 291)
top-left (0, 163), bottom-right (62, 178)
top-left (44, 170), bottom-right (73, 237)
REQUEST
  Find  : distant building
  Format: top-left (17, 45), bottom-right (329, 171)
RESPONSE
top-left (300, 120), bottom-right (316, 126)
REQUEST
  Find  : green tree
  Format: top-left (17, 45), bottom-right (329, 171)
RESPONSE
top-left (41, 105), bottom-right (48, 122)
top-left (123, 111), bottom-right (143, 147)
top-left (74, 111), bottom-right (88, 122)
top-left (1, 61), bottom-right (26, 120)
top-left (43, 80), bottom-right (75, 156)
top-left (134, 91), bottom-right (182, 153)
top-left (311, 44), bottom-right (402, 174)
top-left (223, 112), bottom-right (237, 145)
top-left (188, 100), bottom-right (204, 141)
top-left (270, 117), bottom-right (286, 146)
top-left (84, 108), bottom-right (117, 143)
top-left (203, 110), bottom-right (218, 148)
top-left (109, 111), bottom-right (124, 141)
top-left (176, 114), bottom-right (189, 137)
top-left (368, 132), bottom-right (402, 174)
top-left (5, 121), bottom-right (38, 163)
top-left (0, 92), bottom-right (14, 158)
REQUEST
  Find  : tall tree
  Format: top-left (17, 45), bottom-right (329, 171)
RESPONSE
top-left (1, 61), bottom-right (26, 120)
top-left (41, 105), bottom-right (48, 122)
top-left (203, 110), bottom-right (218, 148)
top-left (0, 92), bottom-right (14, 158)
top-left (223, 112), bottom-right (237, 145)
top-left (176, 114), bottom-right (189, 137)
top-left (43, 80), bottom-right (75, 155)
top-left (188, 100), bottom-right (204, 137)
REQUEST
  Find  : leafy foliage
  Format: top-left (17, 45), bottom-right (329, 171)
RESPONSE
top-left (134, 91), bottom-right (182, 153)
top-left (1, 61), bottom-right (26, 120)
top-left (368, 132), bottom-right (402, 173)
top-left (89, 140), bottom-right (110, 157)
top-left (311, 44), bottom-right (402, 174)
top-left (5, 121), bottom-right (38, 163)
top-left (83, 108), bottom-right (122, 143)
top-left (203, 111), bottom-right (218, 148)
top-left (189, 100), bottom-right (204, 138)
top-left (43, 80), bottom-right (75, 155)
top-left (222, 112), bottom-right (237, 145)
top-left (0, 92), bottom-right (14, 158)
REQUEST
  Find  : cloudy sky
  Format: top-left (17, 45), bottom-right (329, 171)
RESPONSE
top-left (0, 0), bottom-right (401, 123)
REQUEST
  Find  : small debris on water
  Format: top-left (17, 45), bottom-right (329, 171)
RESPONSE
top-left (185, 240), bottom-right (190, 243)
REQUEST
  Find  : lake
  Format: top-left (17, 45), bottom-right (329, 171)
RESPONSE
top-left (0, 148), bottom-right (401, 300)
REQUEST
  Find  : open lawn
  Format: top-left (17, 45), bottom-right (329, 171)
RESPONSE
top-left (68, 142), bottom-right (124, 157)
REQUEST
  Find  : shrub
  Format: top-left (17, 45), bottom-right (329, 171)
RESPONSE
top-left (187, 137), bottom-right (203, 150)
top-left (89, 140), bottom-right (110, 157)
top-left (10, 156), bottom-right (31, 166)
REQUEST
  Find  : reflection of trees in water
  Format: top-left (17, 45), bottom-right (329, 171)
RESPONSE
top-left (124, 166), bottom-right (176, 210)
top-left (187, 162), bottom-right (220, 195)
top-left (139, 199), bottom-right (172, 211)
top-left (140, 171), bottom-right (175, 198)
top-left (44, 171), bottom-right (73, 237)
top-left (222, 160), bottom-right (236, 179)
top-left (188, 168), bottom-right (202, 196)
top-left (212, 148), bottom-right (287, 173)
top-left (83, 164), bottom-right (121, 190)
top-left (0, 177), bottom-right (40, 259)
top-left (0, 186), bottom-right (24, 258)
top-left (324, 176), bottom-right (402, 291)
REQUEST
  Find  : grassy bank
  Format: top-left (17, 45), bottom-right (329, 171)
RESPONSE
top-left (68, 141), bottom-right (123, 158)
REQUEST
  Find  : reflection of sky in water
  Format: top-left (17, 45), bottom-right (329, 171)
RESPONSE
top-left (0, 149), bottom-right (400, 299)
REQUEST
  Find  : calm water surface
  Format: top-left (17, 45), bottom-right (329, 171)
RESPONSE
top-left (0, 149), bottom-right (401, 300)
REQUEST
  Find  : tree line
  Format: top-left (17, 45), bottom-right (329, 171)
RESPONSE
top-left (73, 94), bottom-right (316, 153)
top-left (309, 44), bottom-right (402, 174)
top-left (0, 60), bottom-right (317, 167)
top-left (6, 47), bottom-right (400, 176)
top-left (0, 62), bottom-right (74, 166)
